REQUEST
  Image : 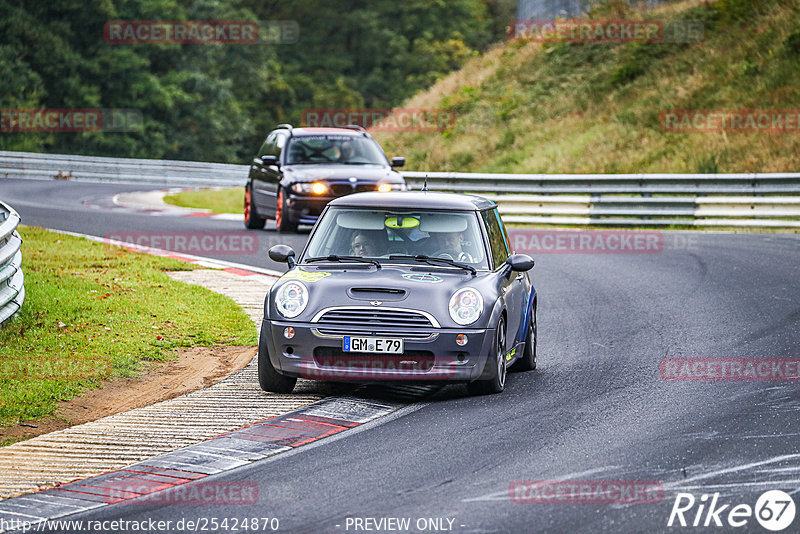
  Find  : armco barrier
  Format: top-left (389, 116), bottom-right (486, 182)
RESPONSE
top-left (402, 172), bottom-right (800, 228)
top-left (0, 201), bottom-right (24, 326)
top-left (0, 150), bottom-right (245, 187)
top-left (2, 150), bottom-right (799, 227)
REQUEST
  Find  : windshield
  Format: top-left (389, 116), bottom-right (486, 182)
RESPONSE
top-left (286, 135), bottom-right (388, 165)
top-left (302, 208), bottom-right (489, 270)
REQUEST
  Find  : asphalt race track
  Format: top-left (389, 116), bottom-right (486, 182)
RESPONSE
top-left (3, 178), bottom-right (800, 533)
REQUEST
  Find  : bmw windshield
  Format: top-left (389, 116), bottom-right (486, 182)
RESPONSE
top-left (286, 135), bottom-right (388, 165)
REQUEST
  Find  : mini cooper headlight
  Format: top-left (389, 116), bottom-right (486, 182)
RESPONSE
top-left (448, 288), bottom-right (483, 326)
top-left (275, 281), bottom-right (308, 318)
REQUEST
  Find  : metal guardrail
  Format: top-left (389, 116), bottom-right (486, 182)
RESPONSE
top-left (403, 172), bottom-right (800, 228)
top-left (0, 201), bottom-right (24, 327)
top-left (3, 150), bottom-right (800, 227)
top-left (0, 150), bottom-right (245, 187)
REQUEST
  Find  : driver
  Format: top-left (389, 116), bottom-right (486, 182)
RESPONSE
top-left (435, 231), bottom-right (474, 262)
top-left (350, 231), bottom-right (384, 257)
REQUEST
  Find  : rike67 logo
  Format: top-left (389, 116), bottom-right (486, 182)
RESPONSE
top-left (668, 490), bottom-right (796, 531)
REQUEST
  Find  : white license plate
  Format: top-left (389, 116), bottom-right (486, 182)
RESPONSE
top-left (343, 336), bottom-right (403, 354)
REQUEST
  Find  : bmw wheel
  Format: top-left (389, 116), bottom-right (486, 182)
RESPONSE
top-left (244, 185), bottom-right (266, 230)
top-left (275, 188), bottom-right (298, 233)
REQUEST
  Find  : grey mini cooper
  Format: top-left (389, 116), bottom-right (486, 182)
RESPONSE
top-left (259, 191), bottom-right (537, 395)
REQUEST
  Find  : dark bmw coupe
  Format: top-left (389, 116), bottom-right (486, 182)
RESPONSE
top-left (244, 124), bottom-right (406, 232)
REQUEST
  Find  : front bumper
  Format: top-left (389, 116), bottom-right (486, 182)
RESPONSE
top-left (284, 195), bottom-right (329, 225)
top-left (262, 318), bottom-right (495, 382)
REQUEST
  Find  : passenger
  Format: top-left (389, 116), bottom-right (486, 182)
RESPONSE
top-left (339, 141), bottom-right (356, 162)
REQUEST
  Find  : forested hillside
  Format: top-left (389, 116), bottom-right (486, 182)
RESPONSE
top-left (0, 0), bottom-right (512, 162)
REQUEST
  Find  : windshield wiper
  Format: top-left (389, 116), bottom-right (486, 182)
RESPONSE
top-left (388, 254), bottom-right (476, 275)
top-left (305, 255), bottom-right (381, 269)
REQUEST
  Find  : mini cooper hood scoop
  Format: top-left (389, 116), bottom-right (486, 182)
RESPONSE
top-left (347, 287), bottom-right (408, 301)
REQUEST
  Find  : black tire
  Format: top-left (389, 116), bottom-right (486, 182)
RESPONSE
top-left (257, 323), bottom-right (297, 393)
top-left (244, 185), bottom-right (266, 230)
top-left (467, 316), bottom-right (507, 395)
top-left (276, 188), bottom-right (298, 233)
top-left (512, 304), bottom-right (537, 372)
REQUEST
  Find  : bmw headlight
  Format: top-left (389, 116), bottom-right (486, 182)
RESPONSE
top-left (291, 182), bottom-right (327, 194)
top-left (275, 281), bottom-right (309, 318)
top-left (378, 183), bottom-right (406, 192)
top-left (448, 288), bottom-right (483, 325)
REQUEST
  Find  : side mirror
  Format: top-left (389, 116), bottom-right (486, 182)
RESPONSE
top-left (391, 157), bottom-right (405, 168)
top-left (268, 244), bottom-right (296, 267)
top-left (506, 254), bottom-right (534, 272)
top-left (261, 155), bottom-right (279, 166)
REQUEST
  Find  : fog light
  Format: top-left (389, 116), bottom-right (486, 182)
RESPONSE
top-left (311, 182), bottom-right (327, 195)
top-left (283, 327), bottom-right (295, 339)
top-left (378, 183), bottom-right (392, 193)
top-left (456, 334), bottom-right (468, 346)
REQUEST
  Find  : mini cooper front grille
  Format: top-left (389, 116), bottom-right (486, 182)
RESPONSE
top-left (313, 327), bottom-right (434, 340)
top-left (313, 307), bottom-right (438, 328)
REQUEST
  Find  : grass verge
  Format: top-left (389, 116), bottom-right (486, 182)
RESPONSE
top-left (0, 226), bottom-right (257, 428)
top-left (163, 187), bottom-right (244, 214)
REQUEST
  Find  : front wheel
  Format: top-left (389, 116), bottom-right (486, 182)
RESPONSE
top-left (467, 317), bottom-right (507, 395)
top-left (258, 324), bottom-right (297, 393)
top-left (244, 186), bottom-right (266, 230)
top-left (275, 188), bottom-right (298, 233)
